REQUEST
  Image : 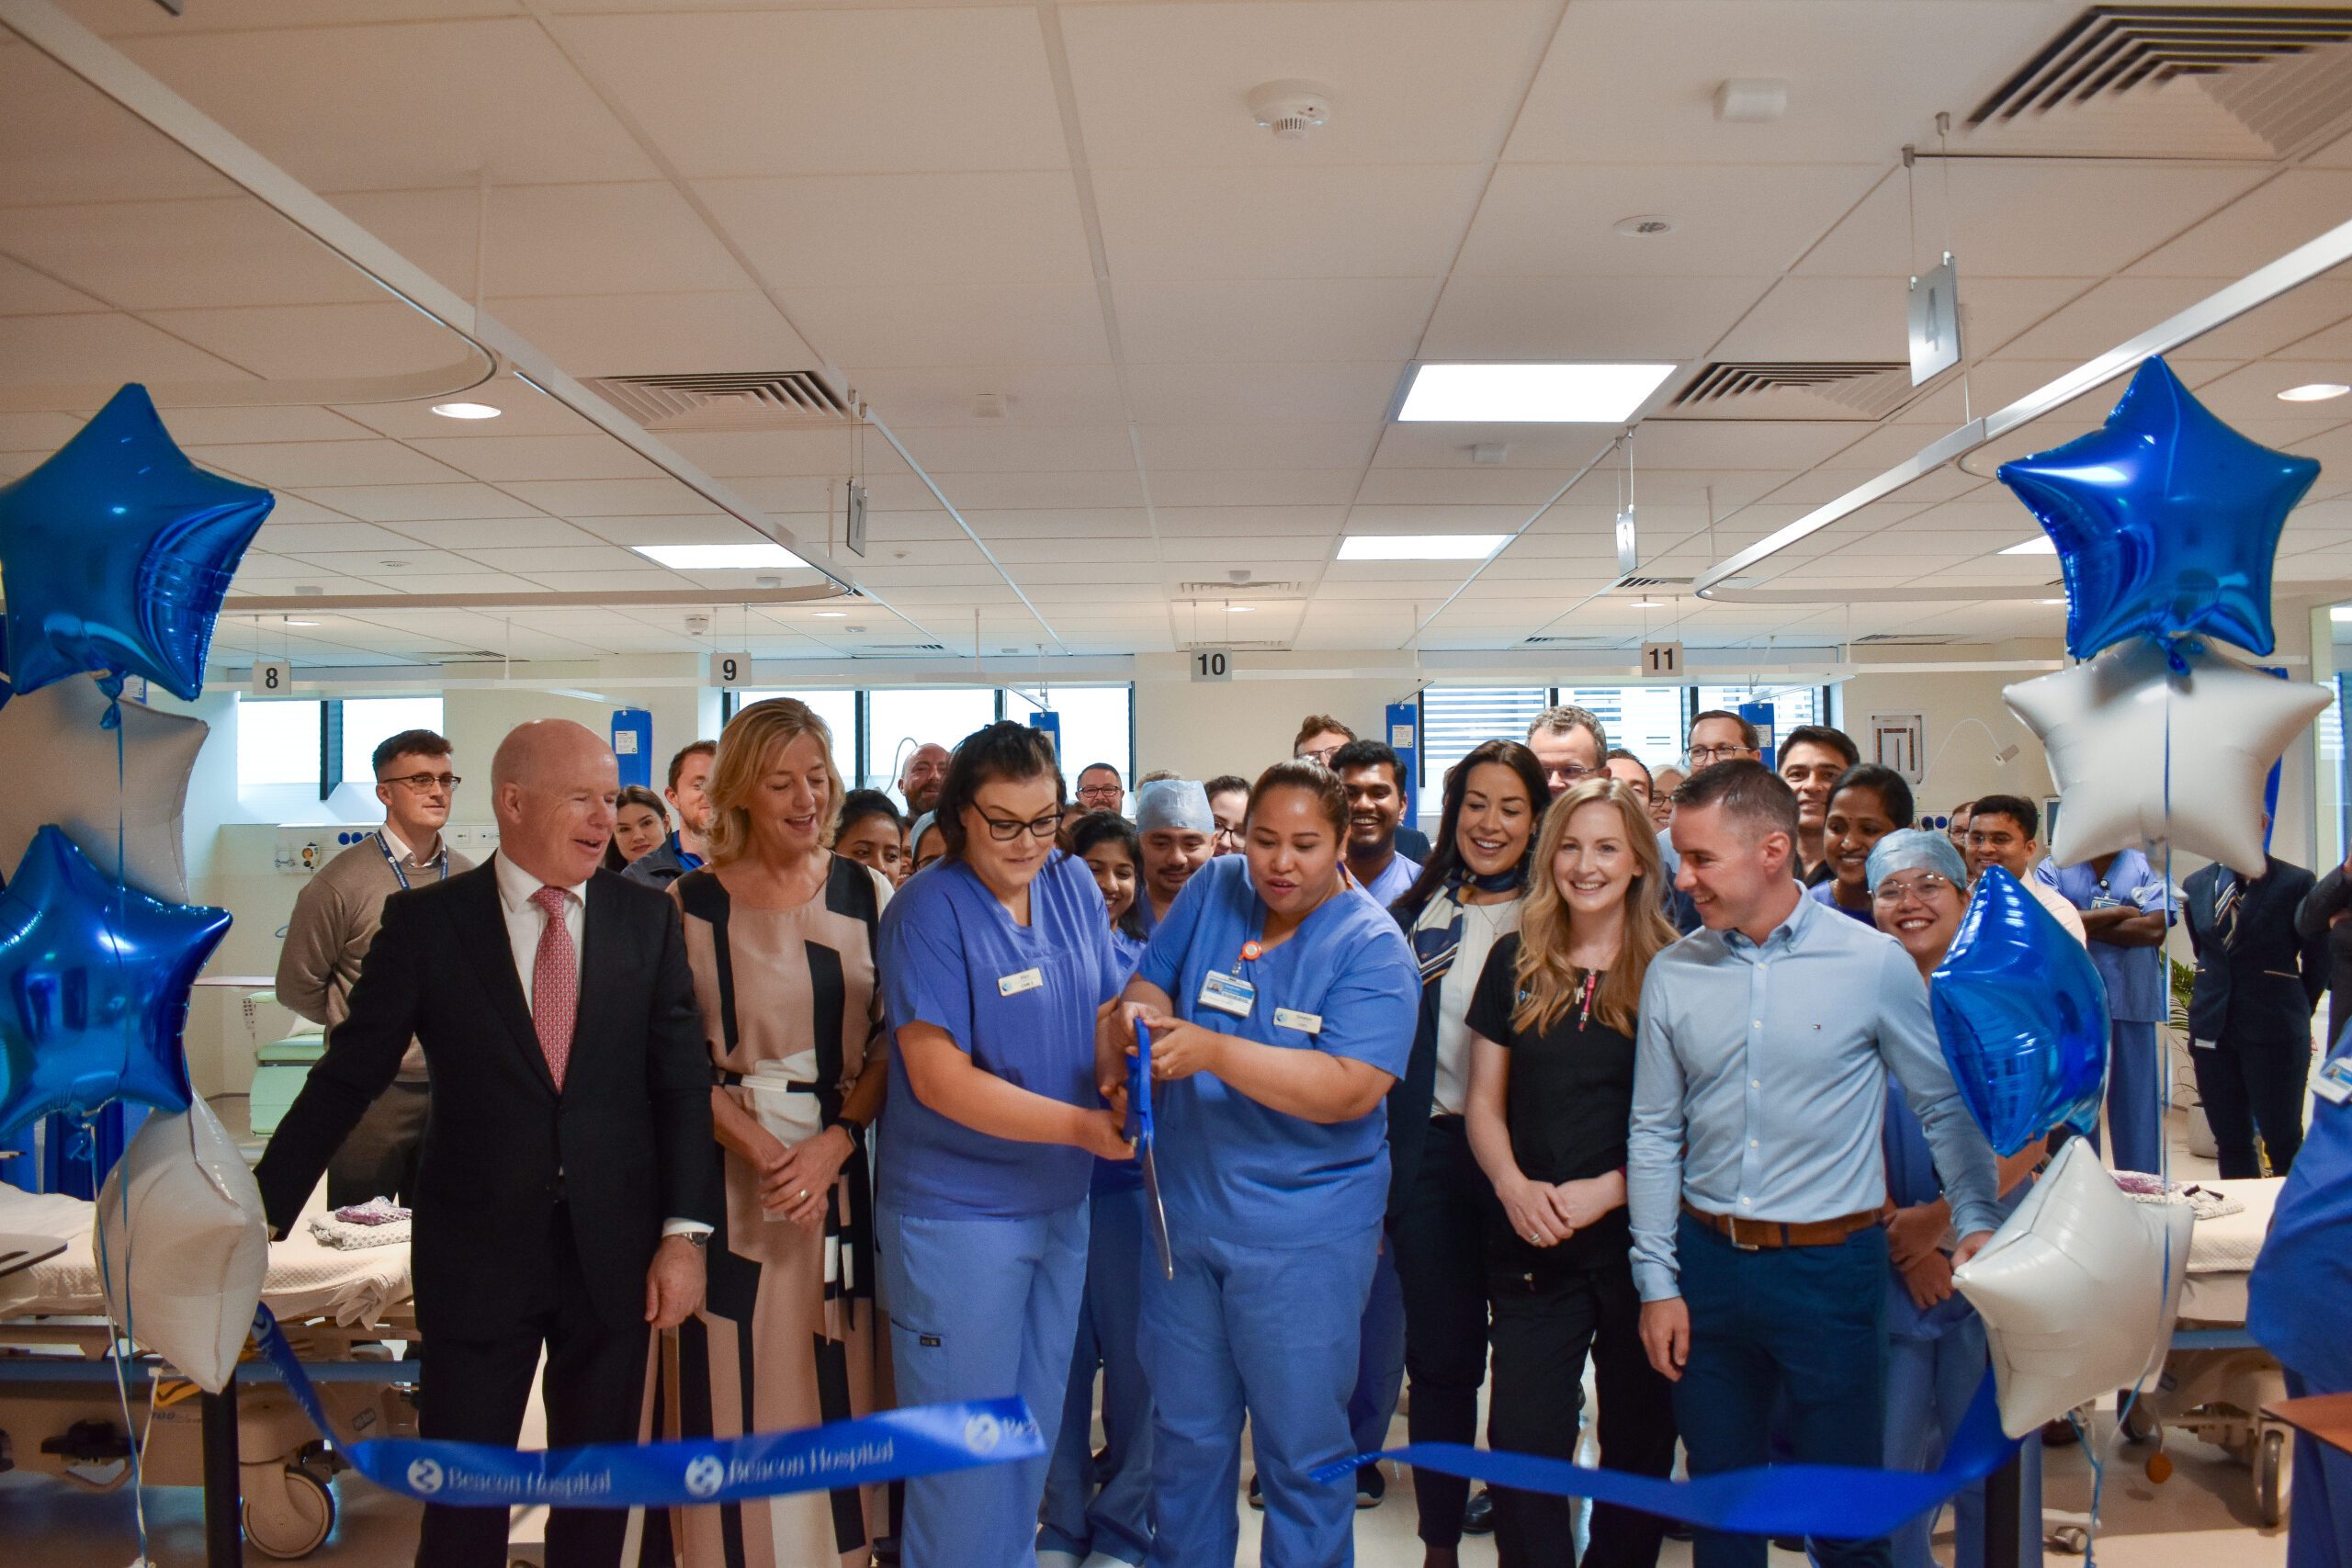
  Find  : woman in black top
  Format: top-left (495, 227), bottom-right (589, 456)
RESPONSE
top-left (1464, 777), bottom-right (1680, 1568)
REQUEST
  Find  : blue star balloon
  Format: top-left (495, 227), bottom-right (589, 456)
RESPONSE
top-left (1930, 867), bottom-right (2109, 1157)
top-left (1998, 356), bottom-right (2318, 660)
top-left (0, 385), bottom-right (272, 702)
top-left (0, 825), bottom-right (231, 1138)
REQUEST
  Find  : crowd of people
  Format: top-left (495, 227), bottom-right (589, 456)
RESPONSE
top-left (253, 695), bottom-right (2338, 1568)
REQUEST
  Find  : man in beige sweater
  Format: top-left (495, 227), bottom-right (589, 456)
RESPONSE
top-left (276, 727), bottom-right (475, 1206)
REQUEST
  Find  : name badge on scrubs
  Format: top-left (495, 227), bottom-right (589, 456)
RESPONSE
top-left (1272, 1007), bottom-right (1323, 1035)
top-left (2317, 1055), bottom-right (2352, 1105)
top-left (1198, 970), bottom-right (1256, 1018)
top-left (998, 966), bottom-right (1045, 998)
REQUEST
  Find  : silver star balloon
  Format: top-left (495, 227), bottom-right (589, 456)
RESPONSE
top-left (0, 673), bottom-right (208, 902)
top-left (2005, 638), bottom-right (2326, 877)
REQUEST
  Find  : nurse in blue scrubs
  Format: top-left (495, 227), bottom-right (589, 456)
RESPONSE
top-left (1108, 760), bottom-right (1419, 1568)
top-left (876, 722), bottom-right (1136, 1568)
top-left (1041, 808), bottom-right (1169, 1568)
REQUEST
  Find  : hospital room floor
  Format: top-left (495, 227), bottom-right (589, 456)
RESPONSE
top-left (3, 1101), bottom-right (2288, 1567)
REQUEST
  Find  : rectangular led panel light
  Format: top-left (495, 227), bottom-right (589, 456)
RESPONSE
top-left (1337, 534), bottom-right (1510, 561)
top-left (633, 542), bottom-right (808, 570)
top-left (1997, 536), bottom-right (2057, 556)
top-left (1397, 363), bottom-right (1676, 423)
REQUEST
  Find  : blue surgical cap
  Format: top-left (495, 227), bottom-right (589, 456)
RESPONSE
top-left (1865, 827), bottom-right (1967, 894)
top-left (1135, 779), bottom-right (1214, 835)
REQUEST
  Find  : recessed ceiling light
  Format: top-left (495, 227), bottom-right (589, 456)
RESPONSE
top-left (429, 401), bottom-right (502, 420)
top-left (632, 542), bottom-right (808, 570)
top-left (1337, 534), bottom-right (1510, 561)
top-left (284, 617), bottom-right (321, 626)
top-left (1629, 599), bottom-right (1666, 608)
top-left (2039, 598), bottom-right (2066, 604)
top-left (1227, 605), bottom-right (1256, 613)
top-left (1396, 364), bottom-right (1676, 423)
top-left (815, 610), bottom-right (848, 617)
top-left (2278, 382), bottom-right (2351, 402)
top-left (1999, 536), bottom-right (2057, 556)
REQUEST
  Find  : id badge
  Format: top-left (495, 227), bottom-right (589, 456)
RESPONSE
top-left (1198, 970), bottom-right (1256, 1018)
top-left (2316, 1055), bottom-right (2352, 1105)
top-left (998, 966), bottom-right (1045, 998)
top-left (2191, 1036), bottom-right (2217, 1052)
top-left (1272, 1007), bottom-right (1324, 1035)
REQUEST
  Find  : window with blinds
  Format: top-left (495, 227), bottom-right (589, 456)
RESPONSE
top-left (1419, 686), bottom-right (1548, 797)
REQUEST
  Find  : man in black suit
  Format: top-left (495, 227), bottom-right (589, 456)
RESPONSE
top-left (2182, 822), bottom-right (2329, 1178)
top-left (256, 718), bottom-right (718, 1567)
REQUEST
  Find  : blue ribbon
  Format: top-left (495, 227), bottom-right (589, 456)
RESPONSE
top-left (1312, 1371), bottom-right (2020, 1540)
top-left (252, 1304), bottom-right (1043, 1508)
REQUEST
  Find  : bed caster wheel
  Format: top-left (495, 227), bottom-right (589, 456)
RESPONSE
top-left (243, 1462), bottom-right (334, 1559)
top-left (2049, 1526), bottom-right (2090, 1555)
top-left (2256, 1427), bottom-right (2289, 1529)
top-left (2120, 1402), bottom-right (2160, 1445)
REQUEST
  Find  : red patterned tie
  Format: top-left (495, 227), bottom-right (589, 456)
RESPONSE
top-left (528, 886), bottom-right (576, 1090)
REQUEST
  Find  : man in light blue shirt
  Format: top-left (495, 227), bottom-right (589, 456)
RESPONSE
top-left (1628, 761), bottom-right (2001, 1568)
top-left (1333, 738), bottom-right (1420, 908)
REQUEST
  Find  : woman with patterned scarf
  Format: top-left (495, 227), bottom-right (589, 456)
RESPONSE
top-left (1385, 738), bottom-right (1552, 1568)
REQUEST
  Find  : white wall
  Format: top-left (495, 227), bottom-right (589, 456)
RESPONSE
top-left (1131, 651), bottom-right (1421, 782)
top-left (1836, 642), bottom-right (2063, 827)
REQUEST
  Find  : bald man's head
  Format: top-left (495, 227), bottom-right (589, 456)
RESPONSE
top-left (492, 719), bottom-right (619, 886)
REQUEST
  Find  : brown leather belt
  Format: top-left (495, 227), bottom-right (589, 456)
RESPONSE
top-left (1682, 1201), bottom-right (1881, 1251)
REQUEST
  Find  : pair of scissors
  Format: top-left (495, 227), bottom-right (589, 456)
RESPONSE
top-left (1125, 1025), bottom-right (1174, 1280)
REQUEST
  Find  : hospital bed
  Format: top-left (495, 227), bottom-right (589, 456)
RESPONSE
top-left (2116, 1176), bottom-right (2292, 1529)
top-left (0, 1185), bottom-right (419, 1560)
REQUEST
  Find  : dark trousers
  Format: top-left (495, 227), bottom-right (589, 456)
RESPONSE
top-left (1392, 1114), bottom-right (1492, 1548)
top-left (326, 1077), bottom-right (429, 1208)
top-left (1672, 1213), bottom-right (1892, 1568)
top-left (416, 1212), bottom-right (650, 1568)
top-left (1487, 1257), bottom-right (1678, 1568)
top-left (2191, 1038), bottom-right (2310, 1178)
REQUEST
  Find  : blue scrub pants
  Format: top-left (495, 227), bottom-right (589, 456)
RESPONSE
top-left (2287, 1369), bottom-right (2352, 1568)
top-left (2093, 1019), bottom-right (2163, 1175)
top-left (1141, 1224), bottom-right (1380, 1568)
top-left (1672, 1213), bottom-right (1894, 1568)
top-left (1041, 1185), bottom-right (1154, 1567)
top-left (1884, 1317), bottom-right (2042, 1568)
top-left (1349, 1236), bottom-right (1406, 1458)
top-left (879, 1200), bottom-right (1089, 1568)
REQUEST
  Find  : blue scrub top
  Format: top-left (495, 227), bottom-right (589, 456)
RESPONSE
top-left (1360, 851), bottom-right (1420, 910)
top-left (1135, 854), bottom-right (1419, 1248)
top-left (1092, 925), bottom-right (1152, 1197)
top-left (1807, 877), bottom-right (1876, 925)
top-left (2250, 1030), bottom-right (2352, 1391)
top-left (2036, 852), bottom-right (2174, 1022)
top-left (877, 852), bottom-right (1125, 1219)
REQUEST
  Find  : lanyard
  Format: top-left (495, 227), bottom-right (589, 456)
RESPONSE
top-left (377, 829), bottom-right (448, 892)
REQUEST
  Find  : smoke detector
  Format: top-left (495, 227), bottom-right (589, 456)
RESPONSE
top-left (684, 613), bottom-right (712, 635)
top-left (1249, 80), bottom-right (1332, 141)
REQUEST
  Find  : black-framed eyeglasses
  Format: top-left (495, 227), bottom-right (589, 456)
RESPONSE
top-left (381, 772), bottom-right (461, 792)
top-left (1687, 744), bottom-right (1755, 764)
top-left (978, 811), bottom-right (1063, 842)
top-left (1075, 784), bottom-right (1123, 801)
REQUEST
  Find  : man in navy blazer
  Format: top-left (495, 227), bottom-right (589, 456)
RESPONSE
top-left (2182, 826), bottom-right (2329, 1178)
top-left (257, 720), bottom-right (718, 1568)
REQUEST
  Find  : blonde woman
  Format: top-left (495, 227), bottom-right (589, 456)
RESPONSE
top-left (645, 698), bottom-right (892, 1568)
top-left (1463, 779), bottom-right (1680, 1568)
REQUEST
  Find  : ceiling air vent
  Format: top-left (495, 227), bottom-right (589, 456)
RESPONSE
top-left (856, 643), bottom-right (952, 656)
top-left (1964, 6), bottom-right (2352, 158)
top-left (1613, 575), bottom-right (1692, 592)
top-left (1666, 363), bottom-right (1916, 422)
top-left (1175, 579), bottom-right (1303, 597)
top-left (583, 371), bottom-right (852, 431)
top-left (1522, 635), bottom-right (1632, 649)
top-left (1853, 632), bottom-right (1959, 647)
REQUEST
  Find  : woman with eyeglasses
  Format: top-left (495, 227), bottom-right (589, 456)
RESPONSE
top-left (1462, 778), bottom-right (1679, 1568)
top-left (1389, 739), bottom-right (1552, 1564)
top-left (1104, 759), bottom-right (1419, 1567)
top-left (1867, 829), bottom-right (2045, 1568)
top-left (875, 721), bottom-right (1136, 1568)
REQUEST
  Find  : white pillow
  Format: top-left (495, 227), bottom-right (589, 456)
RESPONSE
top-left (95, 1097), bottom-right (268, 1393)
top-left (1954, 1138), bottom-right (2192, 1438)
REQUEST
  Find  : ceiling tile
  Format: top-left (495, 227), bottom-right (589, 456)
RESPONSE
top-left (119, 18), bottom-right (658, 188)
top-left (6, 197), bottom-right (386, 311)
top-left (486, 292), bottom-right (818, 378)
top-left (290, 482), bottom-right (546, 523)
top-left (1459, 163), bottom-right (1884, 279)
top-left (552, 7), bottom-right (1069, 177)
top-left (1419, 275), bottom-right (1767, 359)
top-left (141, 301), bottom-right (486, 381)
top-left (1113, 278), bottom-right (1436, 365)
top-left (699, 173), bottom-right (1093, 289)
top-left (0, 310), bottom-right (250, 386)
top-left (335, 182), bottom-right (755, 299)
top-left (407, 434), bottom-right (666, 483)
top-left (788, 283), bottom-right (1112, 368)
top-left (192, 439), bottom-right (467, 489)
top-left (1096, 164), bottom-right (1487, 281)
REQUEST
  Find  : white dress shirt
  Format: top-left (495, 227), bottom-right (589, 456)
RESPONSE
top-left (491, 852), bottom-right (708, 1240)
